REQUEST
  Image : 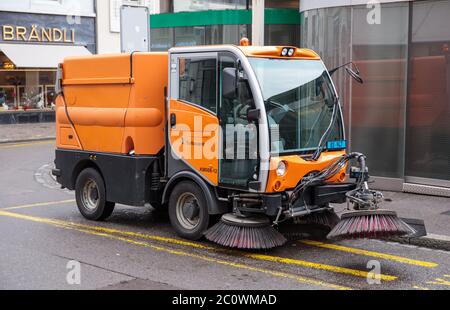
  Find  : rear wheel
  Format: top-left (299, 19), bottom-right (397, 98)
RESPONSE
top-left (168, 181), bottom-right (210, 240)
top-left (75, 168), bottom-right (115, 221)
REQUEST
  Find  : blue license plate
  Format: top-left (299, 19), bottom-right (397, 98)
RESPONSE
top-left (327, 140), bottom-right (347, 150)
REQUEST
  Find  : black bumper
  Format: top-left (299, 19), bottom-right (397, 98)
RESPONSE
top-left (313, 183), bottom-right (357, 205)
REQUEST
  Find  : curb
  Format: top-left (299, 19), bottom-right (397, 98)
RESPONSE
top-left (388, 234), bottom-right (450, 251)
top-left (0, 137), bottom-right (56, 145)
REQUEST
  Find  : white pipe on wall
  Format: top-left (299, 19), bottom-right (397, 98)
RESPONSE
top-left (252, 0), bottom-right (265, 46)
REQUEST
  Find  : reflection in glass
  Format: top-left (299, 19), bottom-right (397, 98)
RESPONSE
top-left (173, 0), bottom-right (246, 12)
top-left (179, 57), bottom-right (217, 113)
top-left (249, 58), bottom-right (343, 154)
top-left (0, 86), bottom-right (16, 110)
top-left (351, 3), bottom-right (409, 178)
top-left (0, 69), bottom-right (56, 111)
top-left (406, 0), bottom-right (450, 182)
top-left (265, 24), bottom-right (299, 46)
top-left (300, 7), bottom-right (352, 138)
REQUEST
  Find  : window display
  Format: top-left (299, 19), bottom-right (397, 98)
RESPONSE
top-left (0, 86), bottom-right (16, 110)
top-left (0, 68), bottom-right (56, 112)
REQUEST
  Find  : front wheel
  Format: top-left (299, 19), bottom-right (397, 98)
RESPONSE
top-left (168, 181), bottom-right (210, 240)
top-left (75, 168), bottom-right (115, 221)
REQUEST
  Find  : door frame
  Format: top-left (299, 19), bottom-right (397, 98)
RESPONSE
top-left (168, 45), bottom-right (271, 193)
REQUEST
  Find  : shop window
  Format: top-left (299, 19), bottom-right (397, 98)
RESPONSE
top-left (151, 28), bottom-right (174, 51)
top-left (175, 27), bottom-right (205, 47)
top-left (406, 0), bottom-right (450, 183)
top-left (18, 86), bottom-right (44, 110)
top-left (0, 86), bottom-right (16, 110)
top-left (265, 24), bottom-right (299, 46)
top-left (179, 57), bottom-right (217, 113)
top-left (265, 0), bottom-right (298, 9)
top-left (300, 7), bottom-right (352, 142)
top-left (0, 67), bottom-right (56, 112)
top-left (351, 3), bottom-right (409, 178)
top-left (173, 0), bottom-right (247, 13)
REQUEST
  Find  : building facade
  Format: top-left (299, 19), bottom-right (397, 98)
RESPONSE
top-left (96, 0), bottom-right (300, 54)
top-left (96, 0), bottom-right (161, 54)
top-left (0, 0), bottom-right (96, 123)
top-left (300, 0), bottom-right (450, 195)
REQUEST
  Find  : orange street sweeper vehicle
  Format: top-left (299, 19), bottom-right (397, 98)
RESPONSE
top-left (53, 44), bottom-right (416, 250)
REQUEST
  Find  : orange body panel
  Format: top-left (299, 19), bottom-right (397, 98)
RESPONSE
top-left (55, 95), bottom-right (82, 150)
top-left (122, 53), bottom-right (167, 155)
top-left (57, 52), bottom-right (168, 155)
top-left (266, 151), bottom-right (347, 193)
top-left (169, 100), bottom-right (219, 186)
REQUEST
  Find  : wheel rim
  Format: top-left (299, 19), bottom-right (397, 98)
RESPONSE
top-left (81, 179), bottom-right (99, 211)
top-left (176, 192), bottom-right (201, 230)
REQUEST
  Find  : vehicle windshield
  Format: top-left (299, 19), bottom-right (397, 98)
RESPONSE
top-left (249, 58), bottom-right (343, 154)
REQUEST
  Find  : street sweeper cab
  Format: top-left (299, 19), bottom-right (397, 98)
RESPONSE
top-left (53, 43), bottom-right (417, 250)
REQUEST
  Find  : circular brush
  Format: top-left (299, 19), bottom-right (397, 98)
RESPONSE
top-left (280, 210), bottom-right (341, 241)
top-left (327, 210), bottom-right (416, 240)
top-left (205, 214), bottom-right (287, 250)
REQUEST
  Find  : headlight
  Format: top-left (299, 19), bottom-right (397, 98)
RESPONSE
top-left (281, 48), bottom-right (288, 57)
top-left (276, 161), bottom-right (287, 177)
top-left (288, 48), bottom-right (295, 57)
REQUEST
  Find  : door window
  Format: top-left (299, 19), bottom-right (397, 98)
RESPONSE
top-left (219, 53), bottom-right (259, 187)
top-left (178, 57), bottom-right (217, 113)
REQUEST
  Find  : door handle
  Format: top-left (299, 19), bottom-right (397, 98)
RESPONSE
top-left (170, 113), bottom-right (177, 127)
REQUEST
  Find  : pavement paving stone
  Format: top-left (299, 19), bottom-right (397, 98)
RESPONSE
top-left (0, 122), bottom-right (55, 143)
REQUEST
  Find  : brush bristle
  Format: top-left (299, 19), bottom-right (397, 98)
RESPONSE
top-left (205, 221), bottom-right (287, 250)
top-left (296, 210), bottom-right (341, 229)
top-left (327, 212), bottom-right (416, 240)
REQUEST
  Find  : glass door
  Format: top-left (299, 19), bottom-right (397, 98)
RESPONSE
top-left (218, 52), bottom-right (259, 188)
top-left (405, 0), bottom-right (450, 187)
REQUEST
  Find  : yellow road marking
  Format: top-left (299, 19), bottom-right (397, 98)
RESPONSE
top-left (413, 285), bottom-right (430, 290)
top-left (0, 208), bottom-right (397, 282)
top-left (301, 240), bottom-right (438, 268)
top-left (0, 210), bottom-right (350, 290)
top-left (246, 253), bottom-right (396, 281)
top-left (0, 140), bottom-right (54, 149)
top-left (426, 278), bottom-right (450, 287)
top-left (3, 200), bottom-right (75, 211)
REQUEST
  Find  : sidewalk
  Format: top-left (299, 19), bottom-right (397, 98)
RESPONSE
top-left (381, 191), bottom-right (450, 250)
top-left (0, 122), bottom-right (55, 144)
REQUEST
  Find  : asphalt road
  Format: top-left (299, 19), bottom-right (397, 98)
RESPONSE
top-left (0, 141), bottom-right (449, 290)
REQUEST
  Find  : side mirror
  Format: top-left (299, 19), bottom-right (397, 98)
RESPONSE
top-left (222, 67), bottom-right (238, 99)
top-left (329, 62), bottom-right (364, 84)
top-left (345, 66), bottom-right (364, 84)
top-left (247, 108), bottom-right (260, 122)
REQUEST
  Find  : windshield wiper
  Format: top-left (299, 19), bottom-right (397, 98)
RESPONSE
top-left (311, 94), bottom-right (340, 161)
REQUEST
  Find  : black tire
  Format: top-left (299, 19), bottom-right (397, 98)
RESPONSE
top-left (75, 168), bottom-right (115, 221)
top-left (168, 181), bottom-right (210, 240)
